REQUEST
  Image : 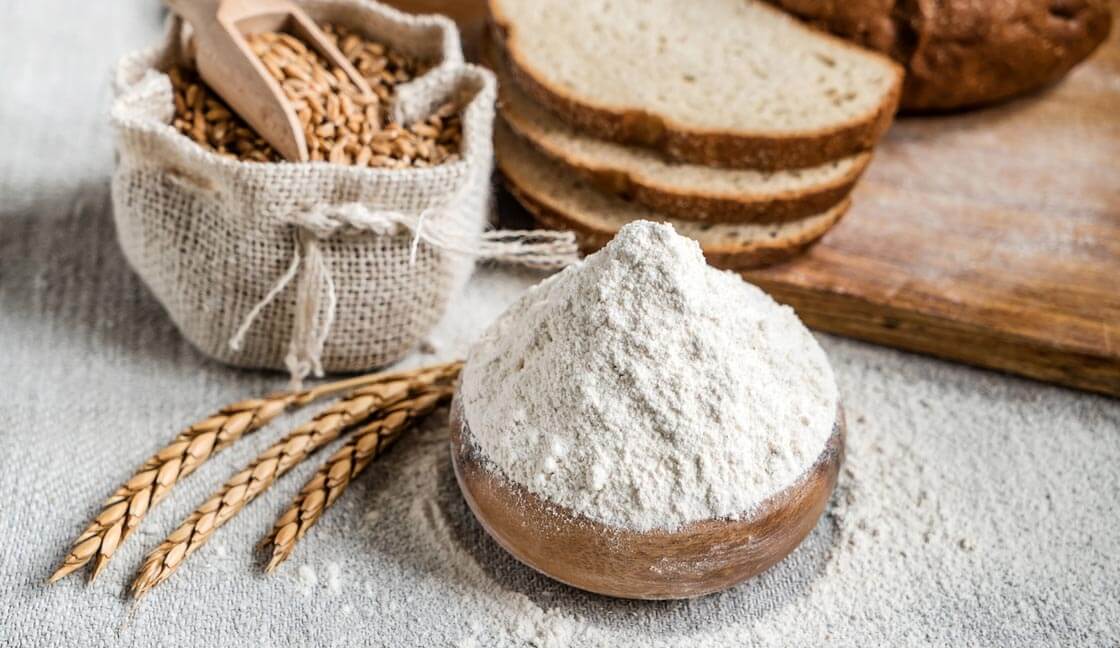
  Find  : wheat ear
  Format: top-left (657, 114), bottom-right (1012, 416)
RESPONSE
top-left (129, 361), bottom-right (461, 598)
top-left (260, 384), bottom-right (454, 571)
top-left (48, 396), bottom-right (294, 583)
top-left (48, 371), bottom-right (415, 584)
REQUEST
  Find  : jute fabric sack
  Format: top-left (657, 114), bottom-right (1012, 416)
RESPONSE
top-left (110, 1), bottom-right (574, 384)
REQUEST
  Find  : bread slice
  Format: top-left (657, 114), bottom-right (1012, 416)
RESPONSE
top-left (490, 46), bottom-right (871, 223)
top-left (488, 0), bottom-right (903, 170)
top-left (495, 124), bottom-right (848, 269)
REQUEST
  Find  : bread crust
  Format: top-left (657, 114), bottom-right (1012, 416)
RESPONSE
top-left (483, 45), bottom-right (872, 224)
top-left (487, 2), bottom-right (904, 171)
top-left (771, 0), bottom-right (1113, 111)
top-left (496, 145), bottom-right (850, 270)
top-left (501, 110), bottom-right (870, 224)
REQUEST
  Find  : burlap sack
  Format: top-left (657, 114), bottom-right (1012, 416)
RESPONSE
top-left (109, 0), bottom-right (575, 384)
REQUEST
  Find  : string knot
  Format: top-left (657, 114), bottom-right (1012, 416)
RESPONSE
top-left (229, 199), bottom-right (580, 388)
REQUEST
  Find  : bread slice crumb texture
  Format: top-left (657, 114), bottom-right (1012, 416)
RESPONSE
top-left (495, 123), bottom-right (848, 269)
top-left (490, 0), bottom-right (902, 167)
top-left (492, 47), bottom-right (871, 223)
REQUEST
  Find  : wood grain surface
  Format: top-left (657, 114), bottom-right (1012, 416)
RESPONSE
top-left (744, 20), bottom-right (1120, 397)
top-left (450, 394), bottom-right (847, 600)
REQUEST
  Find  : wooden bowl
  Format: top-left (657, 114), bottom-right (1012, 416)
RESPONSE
top-left (449, 391), bottom-right (846, 599)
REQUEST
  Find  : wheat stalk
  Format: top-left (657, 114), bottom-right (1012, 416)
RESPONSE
top-left (49, 369), bottom-right (439, 584)
top-left (129, 362), bottom-right (461, 597)
top-left (260, 385), bottom-right (453, 571)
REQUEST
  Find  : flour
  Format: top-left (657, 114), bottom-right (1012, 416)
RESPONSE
top-left (326, 562), bottom-right (343, 595)
top-left (7, 3), bottom-right (1119, 643)
top-left (296, 564), bottom-right (318, 594)
top-left (460, 221), bottom-right (838, 531)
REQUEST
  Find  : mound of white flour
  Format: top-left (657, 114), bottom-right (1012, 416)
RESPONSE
top-left (459, 221), bottom-right (838, 531)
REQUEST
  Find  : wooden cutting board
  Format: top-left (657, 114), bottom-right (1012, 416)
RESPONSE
top-left (411, 0), bottom-right (1119, 396)
top-left (744, 26), bottom-right (1120, 398)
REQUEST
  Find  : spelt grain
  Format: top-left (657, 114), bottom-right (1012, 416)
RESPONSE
top-left (166, 22), bottom-right (462, 168)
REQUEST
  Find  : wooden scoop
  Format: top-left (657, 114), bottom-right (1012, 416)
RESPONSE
top-left (165, 0), bottom-right (374, 161)
top-left (450, 393), bottom-right (846, 600)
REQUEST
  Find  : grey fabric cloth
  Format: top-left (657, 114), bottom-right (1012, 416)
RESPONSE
top-left (2, 2), bottom-right (1119, 646)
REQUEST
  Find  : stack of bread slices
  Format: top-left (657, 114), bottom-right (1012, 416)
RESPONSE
top-left (486, 0), bottom-right (905, 269)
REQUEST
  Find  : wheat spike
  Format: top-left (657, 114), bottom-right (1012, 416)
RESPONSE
top-left (261, 385), bottom-right (453, 571)
top-left (129, 362), bottom-right (461, 598)
top-left (49, 368), bottom-right (434, 584)
top-left (49, 394), bottom-right (295, 583)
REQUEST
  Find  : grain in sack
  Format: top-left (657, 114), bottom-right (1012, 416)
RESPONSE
top-left (110, 0), bottom-right (575, 384)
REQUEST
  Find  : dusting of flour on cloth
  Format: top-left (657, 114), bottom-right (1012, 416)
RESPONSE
top-left (459, 221), bottom-right (838, 531)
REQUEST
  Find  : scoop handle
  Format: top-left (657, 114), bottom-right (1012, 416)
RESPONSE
top-left (164, 0), bottom-right (223, 29)
top-left (164, 0), bottom-right (310, 161)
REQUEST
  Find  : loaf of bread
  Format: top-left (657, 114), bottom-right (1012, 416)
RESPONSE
top-left (488, 0), bottom-right (903, 170)
top-left (770, 0), bottom-right (1113, 110)
top-left (495, 123), bottom-right (849, 269)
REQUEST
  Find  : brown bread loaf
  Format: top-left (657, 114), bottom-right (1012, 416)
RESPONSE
top-left (771, 0), bottom-right (1113, 110)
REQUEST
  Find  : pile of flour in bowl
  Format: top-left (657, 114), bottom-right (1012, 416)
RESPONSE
top-left (459, 221), bottom-right (838, 532)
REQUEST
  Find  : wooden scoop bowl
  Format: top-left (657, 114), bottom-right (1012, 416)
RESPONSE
top-left (166, 0), bottom-right (374, 161)
top-left (449, 392), bottom-right (845, 599)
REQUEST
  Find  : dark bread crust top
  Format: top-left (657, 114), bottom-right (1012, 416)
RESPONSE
top-left (771, 0), bottom-right (1112, 111)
